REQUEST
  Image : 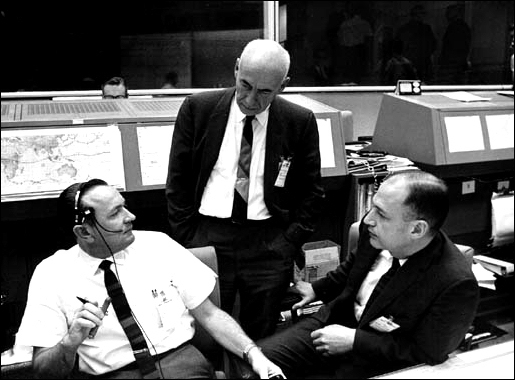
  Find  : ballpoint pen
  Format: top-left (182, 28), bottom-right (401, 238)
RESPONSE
top-left (76, 296), bottom-right (111, 338)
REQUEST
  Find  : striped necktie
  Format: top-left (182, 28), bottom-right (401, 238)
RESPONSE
top-left (232, 115), bottom-right (254, 224)
top-left (99, 260), bottom-right (160, 379)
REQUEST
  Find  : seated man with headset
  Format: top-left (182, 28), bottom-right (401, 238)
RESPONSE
top-left (13, 179), bottom-right (284, 379)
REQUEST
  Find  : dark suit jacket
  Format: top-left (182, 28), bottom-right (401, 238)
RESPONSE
top-left (311, 220), bottom-right (479, 377)
top-left (166, 87), bottom-right (325, 247)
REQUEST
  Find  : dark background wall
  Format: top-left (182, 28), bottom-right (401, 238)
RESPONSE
top-left (1, 1), bottom-right (513, 92)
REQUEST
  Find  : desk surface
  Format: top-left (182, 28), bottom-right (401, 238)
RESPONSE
top-left (373, 340), bottom-right (514, 379)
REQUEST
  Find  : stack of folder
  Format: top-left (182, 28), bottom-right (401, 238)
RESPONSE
top-left (474, 255), bottom-right (514, 277)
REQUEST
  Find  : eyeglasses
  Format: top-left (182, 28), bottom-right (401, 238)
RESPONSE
top-left (103, 95), bottom-right (127, 99)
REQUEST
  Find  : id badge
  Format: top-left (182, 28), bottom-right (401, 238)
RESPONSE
top-left (274, 157), bottom-right (291, 188)
top-left (151, 282), bottom-right (183, 329)
top-left (369, 316), bottom-right (400, 333)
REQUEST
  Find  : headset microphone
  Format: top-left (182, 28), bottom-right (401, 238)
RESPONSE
top-left (84, 209), bottom-right (125, 234)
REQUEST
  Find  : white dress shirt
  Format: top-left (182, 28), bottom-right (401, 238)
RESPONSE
top-left (354, 250), bottom-right (407, 322)
top-left (199, 97), bottom-right (271, 220)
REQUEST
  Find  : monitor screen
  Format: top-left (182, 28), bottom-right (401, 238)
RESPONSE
top-left (486, 114), bottom-right (514, 150)
top-left (444, 115), bottom-right (484, 153)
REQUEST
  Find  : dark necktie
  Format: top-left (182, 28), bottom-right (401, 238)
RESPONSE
top-left (366, 257), bottom-right (400, 308)
top-left (99, 260), bottom-right (160, 379)
top-left (232, 115), bottom-right (254, 224)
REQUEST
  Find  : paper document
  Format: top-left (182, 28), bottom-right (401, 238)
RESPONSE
top-left (497, 90), bottom-right (514, 97)
top-left (471, 263), bottom-right (497, 290)
top-left (443, 91), bottom-right (491, 102)
top-left (137, 125), bottom-right (175, 186)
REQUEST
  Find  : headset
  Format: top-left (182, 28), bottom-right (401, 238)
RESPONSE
top-left (74, 183), bottom-right (123, 233)
top-left (74, 184), bottom-right (88, 225)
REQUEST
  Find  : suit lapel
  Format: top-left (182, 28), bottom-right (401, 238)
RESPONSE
top-left (263, 100), bottom-right (282, 193)
top-left (360, 234), bottom-right (443, 326)
top-left (199, 88), bottom-right (235, 190)
top-left (326, 239), bottom-right (380, 318)
top-left (346, 225), bottom-right (383, 298)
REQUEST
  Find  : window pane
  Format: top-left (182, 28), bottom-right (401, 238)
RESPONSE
top-left (2, 1), bottom-right (513, 91)
top-left (280, 1), bottom-right (514, 86)
top-left (1, 1), bottom-right (263, 91)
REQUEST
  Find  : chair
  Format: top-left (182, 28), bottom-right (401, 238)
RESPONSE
top-left (188, 246), bottom-right (221, 308)
top-left (188, 246), bottom-right (226, 378)
top-left (0, 360), bottom-right (32, 380)
top-left (1, 246), bottom-right (226, 379)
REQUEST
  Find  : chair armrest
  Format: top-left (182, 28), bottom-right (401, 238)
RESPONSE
top-left (1, 361), bottom-right (33, 379)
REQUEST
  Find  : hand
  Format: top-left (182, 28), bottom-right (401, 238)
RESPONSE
top-left (248, 347), bottom-right (286, 379)
top-left (311, 324), bottom-right (355, 357)
top-left (67, 301), bottom-right (105, 346)
top-left (291, 281), bottom-right (316, 311)
top-left (269, 232), bottom-right (297, 261)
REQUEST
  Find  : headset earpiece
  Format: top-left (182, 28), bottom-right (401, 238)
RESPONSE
top-left (72, 179), bottom-right (107, 226)
top-left (80, 208), bottom-right (94, 224)
top-left (76, 207), bottom-right (93, 225)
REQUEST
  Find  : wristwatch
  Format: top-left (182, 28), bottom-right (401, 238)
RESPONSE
top-left (242, 343), bottom-right (261, 363)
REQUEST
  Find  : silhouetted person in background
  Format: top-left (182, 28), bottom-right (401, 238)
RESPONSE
top-left (373, 10), bottom-right (395, 85)
top-left (325, 8), bottom-right (347, 82)
top-left (335, 8), bottom-right (373, 84)
top-left (312, 47), bottom-right (334, 86)
top-left (78, 76), bottom-right (98, 91)
top-left (382, 38), bottom-right (418, 85)
top-left (437, 4), bottom-right (471, 84)
top-left (396, 5), bottom-right (436, 84)
top-left (162, 71), bottom-right (179, 89)
top-left (101, 76), bottom-right (128, 99)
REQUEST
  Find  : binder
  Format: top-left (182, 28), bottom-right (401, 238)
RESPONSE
top-left (474, 255), bottom-right (514, 276)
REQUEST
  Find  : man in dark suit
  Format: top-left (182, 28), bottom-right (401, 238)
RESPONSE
top-left (166, 39), bottom-right (325, 340)
top-left (253, 170), bottom-right (479, 378)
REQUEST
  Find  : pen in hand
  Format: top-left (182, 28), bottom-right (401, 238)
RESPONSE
top-left (76, 296), bottom-right (89, 304)
top-left (76, 296), bottom-right (112, 338)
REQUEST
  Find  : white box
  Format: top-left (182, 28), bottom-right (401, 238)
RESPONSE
top-left (296, 240), bottom-right (340, 283)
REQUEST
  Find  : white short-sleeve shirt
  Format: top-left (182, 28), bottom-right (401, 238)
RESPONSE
top-left (15, 230), bottom-right (216, 375)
